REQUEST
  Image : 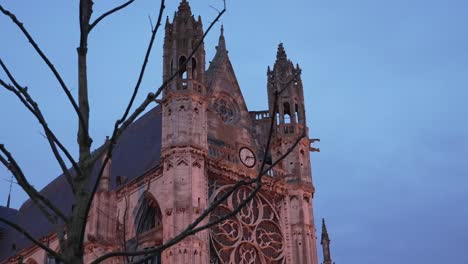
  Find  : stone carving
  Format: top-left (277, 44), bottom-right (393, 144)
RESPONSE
top-left (212, 98), bottom-right (238, 124)
top-left (209, 184), bottom-right (285, 264)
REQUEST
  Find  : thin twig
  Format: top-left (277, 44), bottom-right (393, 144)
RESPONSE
top-left (0, 145), bottom-right (68, 223)
top-left (0, 59), bottom-right (80, 188)
top-left (89, 0), bottom-right (136, 33)
top-left (0, 5), bottom-right (88, 136)
top-left (79, 0), bottom-right (166, 248)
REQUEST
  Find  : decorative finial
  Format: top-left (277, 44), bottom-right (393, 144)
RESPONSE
top-left (216, 25), bottom-right (227, 54)
top-left (177, 0), bottom-right (192, 18)
top-left (276, 43), bottom-right (287, 60)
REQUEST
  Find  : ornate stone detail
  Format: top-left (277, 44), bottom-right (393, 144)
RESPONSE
top-left (212, 98), bottom-right (238, 124)
top-left (209, 184), bottom-right (285, 263)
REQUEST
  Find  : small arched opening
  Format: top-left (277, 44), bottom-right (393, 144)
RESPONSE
top-left (283, 102), bottom-right (292, 124)
top-left (178, 56), bottom-right (188, 82)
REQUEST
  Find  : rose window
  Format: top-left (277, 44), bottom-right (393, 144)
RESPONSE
top-left (212, 98), bottom-right (238, 124)
top-left (209, 184), bottom-right (285, 264)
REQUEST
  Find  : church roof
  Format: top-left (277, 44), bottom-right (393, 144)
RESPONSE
top-left (0, 106), bottom-right (162, 262)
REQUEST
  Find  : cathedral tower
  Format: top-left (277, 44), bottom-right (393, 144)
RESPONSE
top-left (160, 1), bottom-right (209, 263)
top-left (268, 44), bottom-right (319, 264)
top-left (268, 43), bottom-right (312, 183)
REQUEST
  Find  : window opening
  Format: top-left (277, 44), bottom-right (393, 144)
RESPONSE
top-left (283, 102), bottom-right (291, 124)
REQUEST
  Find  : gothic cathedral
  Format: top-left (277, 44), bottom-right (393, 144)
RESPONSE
top-left (0, 1), bottom-right (334, 264)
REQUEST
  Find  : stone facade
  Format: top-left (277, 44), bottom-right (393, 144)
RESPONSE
top-left (0, 1), bottom-right (328, 263)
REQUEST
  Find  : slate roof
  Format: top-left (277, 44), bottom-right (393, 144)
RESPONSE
top-left (0, 106), bottom-right (162, 262)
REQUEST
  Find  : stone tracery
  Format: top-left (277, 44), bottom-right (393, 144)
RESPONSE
top-left (211, 98), bottom-right (238, 124)
top-left (209, 184), bottom-right (285, 264)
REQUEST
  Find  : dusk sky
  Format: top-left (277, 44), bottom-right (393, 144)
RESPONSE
top-left (1, 0), bottom-right (467, 263)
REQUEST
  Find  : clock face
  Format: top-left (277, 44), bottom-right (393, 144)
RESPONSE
top-left (239, 147), bottom-right (256, 168)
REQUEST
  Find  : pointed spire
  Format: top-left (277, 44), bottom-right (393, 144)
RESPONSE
top-left (321, 218), bottom-right (333, 264)
top-left (276, 42), bottom-right (287, 60)
top-left (165, 16), bottom-right (170, 28)
top-left (216, 25), bottom-right (227, 54)
top-left (321, 218), bottom-right (330, 242)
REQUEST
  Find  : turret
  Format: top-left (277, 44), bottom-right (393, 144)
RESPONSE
top-left (159, 1), bottom-right (210, 262)
top-left (163, 0), bottom-right (206, 95)
top-left (161, 0), bottom-right (207, 151)
top-left (268, 43), bottom-right (311, 183)
top-left (321, 218), bottom-right (335, 264)
top-left (267, 43), bottom-right (306, 127)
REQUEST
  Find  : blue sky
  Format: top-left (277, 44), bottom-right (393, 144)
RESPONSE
top-left (1, 0), bottom-right (467, 263)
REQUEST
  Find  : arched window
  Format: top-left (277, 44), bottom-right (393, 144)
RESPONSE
top-left (179, 56), bottom-right (187, 80)
top-left (133, 192), bottom-right (163, 263)
top-left (283, 102), bottom-right (291, 124)
top-left (134, 192), bottom-right (163, 235)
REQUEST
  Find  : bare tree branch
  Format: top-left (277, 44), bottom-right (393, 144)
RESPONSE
top-left (89, 0), bottom-right (136, 33)
top-left (116, 0), bottom-right (165, 129)
top-left (79, 0), bottom-right (167, 249)
top-left (0, 58), bottom-right (80, 188)
top-left (0, 145), bottom-right (68, 223)
top-left (0, 217), bottom-right (63, 261)
top-left (0, 5), bottom-right (89, 137)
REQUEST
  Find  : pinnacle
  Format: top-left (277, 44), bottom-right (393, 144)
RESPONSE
top-left (216, 25), bottom-right (227, 54)
top-left (177, 0), bottom-right (192, 18)
top-left (321, 218), bottom-right (330, 242)
top-left (276, 42), bottom-right (287, 60)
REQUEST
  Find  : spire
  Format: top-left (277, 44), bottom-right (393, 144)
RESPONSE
top-left (216, 25), bottom-right (227, 54)
top-left (165, 16), bottom-right (170, 28)
top-left (321, 218), bottom-right (334, 264)
top-left (176, 0), bottom-right (192, 18)
top-left (321, 218), bottom-right (329, 242)
top-left (276, 42), bottom-right (287, 60)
